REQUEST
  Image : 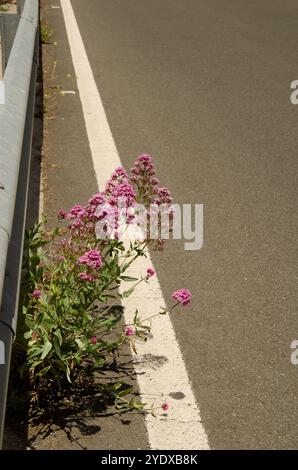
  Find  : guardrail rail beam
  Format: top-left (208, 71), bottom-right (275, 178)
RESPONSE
top-left (0, 0), bottom-right (39, 448)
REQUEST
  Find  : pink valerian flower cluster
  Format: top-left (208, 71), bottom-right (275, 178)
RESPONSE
top-left (130, 154), bottom-right (172, 205)
top-left (79, 272), bottom-right (95, 282)
top-left (131, 154), bottom-right (155, 179)
top-left (85, 204), bottom-right (107, 224)
top-left (32, 289), bottom-right (41, 300)
top-left (172, 288), bottom-right (192, 306)
top-left (70, 198), bottom-right (105, 221)
top-left (105, 167), bottom-right (129, 197)
top-left (69, 204), bottom-right (86, 219)
top-left (56, 192), bottom-right (108, 238)
top-left (57, 155), bottom-right (174, 247)
top-left (146, 267), bottom-right (155, 278)
top-left (104, 167), bottom-right (137, 229)
top-left (130, 154), bottom-right (174, 248)
top-left (78, 249), bottom-right (102, 269)
top-left (88, 193), bottom-right (105, 207)
top-left (57, 210), bottom-right (67, 220)
top-left (76, 249), bottom-right (103, 282)
top-left (154, 186), bottom-right (173, 206)
top-left (60, 166), bottom-right (136, 242)
top-left (130, 154), bottom-right (158, 204)
top-left (109, 182), bottom-right (136, 208)
top-left (58, 238), bottom-right (81, 257)
top-left (90, 336), bottom-right (98, 345)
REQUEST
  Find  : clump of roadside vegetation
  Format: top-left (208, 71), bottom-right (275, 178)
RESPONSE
top-left (40, 23), bottom-right (53, 44)
top-left (9, 155), bottom-right (191, 419)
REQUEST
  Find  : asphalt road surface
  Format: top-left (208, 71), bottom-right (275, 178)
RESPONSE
top-left (44, 0), bottom-right (298, 449)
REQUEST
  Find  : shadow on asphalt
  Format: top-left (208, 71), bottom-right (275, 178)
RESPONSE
top-left (26, 356), bottom-right (139, 450)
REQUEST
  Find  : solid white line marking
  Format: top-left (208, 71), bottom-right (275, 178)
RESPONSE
top-left (60, 0), bottom-right (120, 190)
top-left (60, 0), bottom-right (209, 450)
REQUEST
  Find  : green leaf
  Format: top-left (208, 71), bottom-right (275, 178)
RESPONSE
top-left (41, 340), bottom-right (52, 360)
top-left (115, 386), bottom-right (133, 398)
top-left (53, 338), bottom-right (62, 358)
top-left (122, 287), bottom-right (134, 298)
top-left (108, 382), bottom-right (122, 392)
top-left (121, 276), bottom-right (138, 282)
top-left (132, 401), bottom-right (146, 410)
top-left (29, 239), bottom-right (49, 250)
top-left (24, 330), bottom-right (33, 340)
top-left (115, 402), bottom-right (129, 411)
top-left (75, 338), bottom-right (85, 350)
top-left (159, 306), bottom-right (168, 315)
top-left (29, 347), bottom-right (44, 358)
top-left (53, 329), bottom-right (63, 347)
top-left (66, 364), bottom-right (72, 383)
top-left (133, 309), bottom-right (139, 324)
top-left (93, 357), bottom-right (105, 368)
top-left (30, 255), bottom-right (40, 268)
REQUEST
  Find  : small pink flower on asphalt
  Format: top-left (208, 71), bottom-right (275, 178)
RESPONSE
top-left (32, 289), bottom-right (41, 299)
top-left (124, 326), bottom-right (135, 337)
top-left (146, 267), bottom-right (155, 278)
top-left (90, 336), bottom-right (98, 345)
top-left (161, 402), bottom-right (170, 412)
top-left (78, 249), bottom-right (102, 269)
top-left (172, 288), bottom-right (192, 306)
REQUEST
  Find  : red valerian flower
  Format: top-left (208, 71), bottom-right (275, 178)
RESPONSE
top-left (146, 268), bottom-right (155, 278)
top-left (124, 326), bottom-right (135, 337)
top-left (32, 289), bottom-right (41, 299)
top-left (172, 288), bottom-right (192, 306)
top-left (161, 402), bottom-right (170, 412)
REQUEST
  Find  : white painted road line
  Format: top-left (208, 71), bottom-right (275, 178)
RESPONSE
top-left (60, 0), bottom-right (209, 450)
top-left (60, 0), bottom-right (121, 190)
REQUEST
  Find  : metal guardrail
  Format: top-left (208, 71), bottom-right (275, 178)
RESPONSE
top-left (0, 0), bottom-right (39, 448)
